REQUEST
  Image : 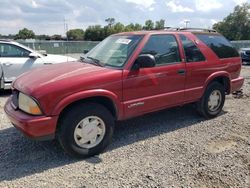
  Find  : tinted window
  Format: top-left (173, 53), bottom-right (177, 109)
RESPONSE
top-left (180, 35), bottom-right (206, 62)
top-left (140, 35), bottom-right (181, 65)
top-left (0, 43), bottom-right (30, 57)
top-left (196, 34), bottom-right (239, 58)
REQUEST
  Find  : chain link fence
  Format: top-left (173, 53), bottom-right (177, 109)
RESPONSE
top-left (18, 40), bottom-right (99, 54)
top-left (17, 40), bottom-right (250, 55)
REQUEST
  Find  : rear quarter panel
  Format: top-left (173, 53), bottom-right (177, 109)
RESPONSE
top-left (181, 32), bottom-right (242, 102)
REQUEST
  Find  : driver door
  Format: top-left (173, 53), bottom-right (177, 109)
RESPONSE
top-left (123, 34), bottom-right (186, 118)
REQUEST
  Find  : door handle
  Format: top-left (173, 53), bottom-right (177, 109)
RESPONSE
top-left (177, 69), bottom-right (186, 75)
top-left (3, 63), bottom-right (13, 66)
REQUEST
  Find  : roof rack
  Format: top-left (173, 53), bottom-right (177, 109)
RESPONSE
top-left (163, 27), bottom-right (217, 33)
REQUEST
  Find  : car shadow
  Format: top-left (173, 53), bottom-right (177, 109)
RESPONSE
top-left (0, 104), bottom-right (227, 181)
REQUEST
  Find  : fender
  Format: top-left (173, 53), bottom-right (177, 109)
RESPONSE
top-left (51, 89), bottom-right (123, 119)
top-left (202, 71), bottom-right (231, 95)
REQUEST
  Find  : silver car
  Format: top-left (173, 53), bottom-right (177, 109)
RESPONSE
top-left (0, 40), bottom-right (76, 89)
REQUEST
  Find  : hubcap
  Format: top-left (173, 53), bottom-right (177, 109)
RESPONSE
top-left (208, 90), bottom-right (222, 112)
top-left (74, 116), bottom-right (106, 149)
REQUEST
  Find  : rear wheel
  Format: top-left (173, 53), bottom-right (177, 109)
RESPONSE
top-left (57, 103), bottom-right (114, 158)
top-left (197, 82), bottom-right (225, 119)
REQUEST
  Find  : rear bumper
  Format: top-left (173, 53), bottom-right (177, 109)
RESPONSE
top-left (231, 77), bottom-right (244, 93)
top-left (4, 98), bottom-right (58, 140)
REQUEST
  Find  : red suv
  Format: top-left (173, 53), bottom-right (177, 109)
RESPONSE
top-left (4, 28), bottom-right (244, 158)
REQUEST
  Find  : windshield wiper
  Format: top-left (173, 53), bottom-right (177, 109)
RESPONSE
top-left (86, 56), bottom-right (104, 67)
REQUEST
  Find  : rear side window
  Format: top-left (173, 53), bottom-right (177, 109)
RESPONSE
top-left (195, 34), bottom-right (239, 58)
top-left (180, 35), bottom-right (206, 62)
top-left (140, 34), bottom-right (181, 66)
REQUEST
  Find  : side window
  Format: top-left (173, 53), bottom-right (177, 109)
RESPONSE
top-left (0, 43), bottom-right (30, 58)
top-left (195, 34), bottom-right (239, 58)
top-left (140, 34), bottom-right (181, 65)
top-left (180, 35), bottom-right (206, 62)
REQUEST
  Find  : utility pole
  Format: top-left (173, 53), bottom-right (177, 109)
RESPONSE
top-left (64, 18), bottom-right (69, 54)
top-left (184, 20), bottom-right (190, 28)
top-left (64, 18), bottom-right (69, 41)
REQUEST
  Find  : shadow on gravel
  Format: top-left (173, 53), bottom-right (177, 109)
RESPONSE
top-left (0, 104), bottom-right (226, 181)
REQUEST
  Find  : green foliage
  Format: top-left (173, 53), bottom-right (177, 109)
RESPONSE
top-left (51, 34), bottom-right (62, 40)
top-left (11, 18), bottom-right (167, 41)
top-left (113, 22), bottom-right (125, 33)
top-left (67, 29), bottom-right (84, 40)
top-left (84, 25), bottom-right (105, 41)
top-left (155, 19), bottom-right (165, 30)
top-left (15, 28), bottom-right (35, 39)
top-left (84, 20), bottom-right (145, 41)
top-left (105, 18), bottom-right (115, 27)
top-left (144, 20), bottom-right (154, 30)
top-left (36, 35), bottom-right (51, 40)
top-left (213, 3), bottom-right (250, 40)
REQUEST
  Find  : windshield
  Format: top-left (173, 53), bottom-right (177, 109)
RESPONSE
top-left (84, 35), bottom-right (143, 68)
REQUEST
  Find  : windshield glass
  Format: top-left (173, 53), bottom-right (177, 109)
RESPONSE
top-left (84, 35), bottom-right (143, 68)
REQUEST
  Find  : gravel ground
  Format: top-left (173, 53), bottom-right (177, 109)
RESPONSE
top-left (0, 66), bottom-right (249, 188)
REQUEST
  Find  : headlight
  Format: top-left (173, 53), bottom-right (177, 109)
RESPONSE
top-left (18, 93), bottom-right (42, 115)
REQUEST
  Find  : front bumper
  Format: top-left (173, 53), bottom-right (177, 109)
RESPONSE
top-left (4, 98), bottom-right (58, 141)
top-left (231, 77), bottom-right (244, 93)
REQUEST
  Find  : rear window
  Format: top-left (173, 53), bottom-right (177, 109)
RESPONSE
top-left (195, 34), bottom-right (239, 58)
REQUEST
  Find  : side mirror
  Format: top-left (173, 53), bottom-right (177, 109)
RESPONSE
top-left (37, 50), bottom-right (47, 56)
top-left (29, 52), bottom-right (40, 59)
top-left (83, 49), bottom-right (89, 54)
top-left (132, 54), bottom-right (156, 70)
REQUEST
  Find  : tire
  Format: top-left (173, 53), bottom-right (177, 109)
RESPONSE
top-left (57, 102), bottom-right (114, 158)
top-left (196, 82), bottom-right (225, 119)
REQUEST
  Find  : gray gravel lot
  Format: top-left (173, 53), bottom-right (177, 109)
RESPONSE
top-left (0, 66), bottom-right (249, 188)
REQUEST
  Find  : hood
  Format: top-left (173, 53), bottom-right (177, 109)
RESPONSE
top-left (42, 54), bottom-right (76, 63)
top-left (13, 61), bottom-right (121, 97)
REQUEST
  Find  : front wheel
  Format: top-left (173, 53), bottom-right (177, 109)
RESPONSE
top-left (57, 103), bottom-right (114, 158)
top-left (197, 82), bottom-right (225, 119)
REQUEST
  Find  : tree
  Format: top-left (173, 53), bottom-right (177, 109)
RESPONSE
top-left (134, 23), bottom-right (143, 31)
top-left (105, 18), bottom-right (115, 27)
top-left (113, 22), bottom-right (125, 33)
top-left (124, 23), bottom-right (143, 31)
top-left (15, 28), bottom-right (35, 39)
top-left (67, 29), bottom-right (84, 40)
top-left (144, 20), bottom-right (154, 30)
top-left (124, 23), bottom-right (135, 32)
top-left (213, 3), bottom-right (250, 40)
top-left (84, 25), bottom-right (105, 41)
top-left (36, 34), bottom-right (51, 40)
top-left (155, 19), bottom-right (165, 30)
top-left (51, 34), bottom-right (62, 40)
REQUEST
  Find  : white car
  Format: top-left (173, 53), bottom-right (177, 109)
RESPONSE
top-left (0, 40), bottom-right (76, 89)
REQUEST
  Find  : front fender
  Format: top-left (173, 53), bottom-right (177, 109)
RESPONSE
top-left (51, 89), bottom-right (122, 118)
top-left (202, 71), bottom-right (231, 94)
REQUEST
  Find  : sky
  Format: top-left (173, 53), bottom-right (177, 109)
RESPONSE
top-left (0, 0), bottom-right (249, 35)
